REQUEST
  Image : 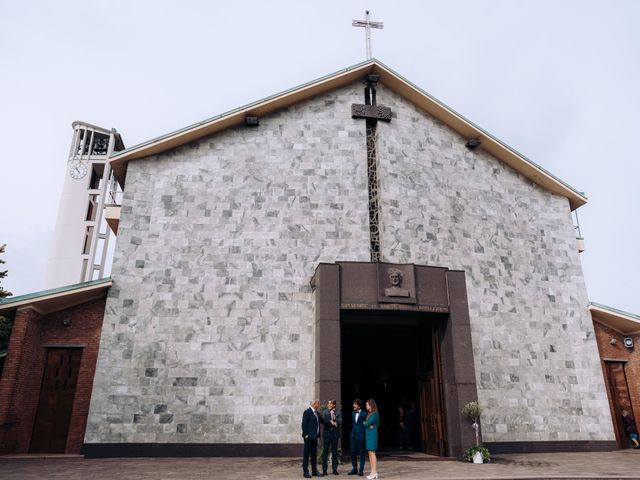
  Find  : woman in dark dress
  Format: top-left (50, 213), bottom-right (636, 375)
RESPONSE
top-left (622, 410), bottom-right (640, 449)
top-left (363, 399), bottom-right (380, 479)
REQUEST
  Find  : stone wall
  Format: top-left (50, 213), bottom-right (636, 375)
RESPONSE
top-left (375, 83), bottom-right (614, 442)
top-left (85, 84), bottom-right (371, 445)
top-left (86, 78), bottom-right (614, 447)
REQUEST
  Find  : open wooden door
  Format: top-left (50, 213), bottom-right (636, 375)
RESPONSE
top-left (604, 361), bottom-right (636, 448)
top-left (418, 324), bottom-right (446, 456)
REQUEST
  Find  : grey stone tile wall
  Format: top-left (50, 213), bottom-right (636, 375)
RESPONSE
top-left (85, 84), bottom-right (371, 444)
top-left (86, 79), bottom-right (613, 447)
top-left (375, 83), bottom-right (614, 442)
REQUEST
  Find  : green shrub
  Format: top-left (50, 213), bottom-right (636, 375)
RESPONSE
top-left (463, 445), bottom-right (490, 463)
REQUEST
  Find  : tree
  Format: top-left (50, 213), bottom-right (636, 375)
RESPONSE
top-left (0, 244), bottom-right (13, 352)
top-left (0, 244), bottom-right (11, 298)
top-left (462, 401), bottom-right (483, 447)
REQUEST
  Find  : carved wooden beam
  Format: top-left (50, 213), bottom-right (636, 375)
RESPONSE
top-left (351, 104), bottom-right (392, 122)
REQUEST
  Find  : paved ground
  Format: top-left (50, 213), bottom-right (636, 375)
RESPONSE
top-left (0, 450), bottom-right (639, 479)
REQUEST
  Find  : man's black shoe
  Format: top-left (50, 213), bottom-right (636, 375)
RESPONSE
top-left (347, 471), bottom-right (357, 476)
top-left (312, 472), bottom-right (322, 477)
top-left (321, 473), bottom-right (328, 477)
top-left (304, 474), bottom-right (311, 479)
top-left (333, 471), bottom-right (339, 475)
top-left (358, 473), bottom-right (364, 477)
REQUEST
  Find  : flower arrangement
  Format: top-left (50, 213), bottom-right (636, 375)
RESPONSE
top-left (461, 401), bottom-right (483, 446)
top-left (463, 445), bottom-right (490, 463)
top-left (461, 401), bottom-right (489, 463)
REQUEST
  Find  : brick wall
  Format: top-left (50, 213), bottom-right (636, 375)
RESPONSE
top-left (0, 307), bottom-right (44, 453)
top-left (592, 318), bottom-right (640, 442)
top-left (0, 296), bottom-right (106, 454)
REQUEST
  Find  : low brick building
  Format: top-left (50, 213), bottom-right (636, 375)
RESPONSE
top-left (0, 279), bottom-right (110, 454)
top-left (590, 303), bottom-right (640, 448)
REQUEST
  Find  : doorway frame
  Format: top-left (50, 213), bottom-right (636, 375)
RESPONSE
top-left (311, 262), bottom-right (480, 458)
top-left (602, 360), bottom-right (636, 448)
top-left (339, 311), bottom-right (445, 454)
top-left (29, 346), bottom-right (84, 453)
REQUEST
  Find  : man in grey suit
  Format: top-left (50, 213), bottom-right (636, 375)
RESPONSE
top-left (321, 399), bottom-right (343, 475)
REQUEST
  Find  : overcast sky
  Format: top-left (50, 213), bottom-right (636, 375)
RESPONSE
top-left (1, 0), bottom-right (638, 314)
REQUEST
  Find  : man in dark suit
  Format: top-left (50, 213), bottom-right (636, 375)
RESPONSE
top-left (302, 399), bottom-right (322, 478)
top-left (321, 399), bottom-right (342, 475)
top-left (348, 398), bottom-right (366, 476)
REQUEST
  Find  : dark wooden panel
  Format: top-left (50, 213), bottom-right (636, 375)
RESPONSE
top-left (605, 361), bottom-right (634, 448)
top-left (30, 348), bottom-right (82, 453)
top-left (419, 325), bottom-right (445, 456)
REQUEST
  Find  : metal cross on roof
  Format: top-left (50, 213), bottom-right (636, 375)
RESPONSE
top-left (352, 10), bottom-right (384, 59)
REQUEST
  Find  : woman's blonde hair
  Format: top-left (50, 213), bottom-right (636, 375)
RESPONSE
top-left (365, 398), bottom-right (378, 418)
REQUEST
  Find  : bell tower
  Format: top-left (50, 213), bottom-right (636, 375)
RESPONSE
top-left (44, 121), bottom-right (124, 288)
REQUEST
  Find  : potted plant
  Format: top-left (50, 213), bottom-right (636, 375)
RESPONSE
top-left (461, 401), bottom-right (490, 463)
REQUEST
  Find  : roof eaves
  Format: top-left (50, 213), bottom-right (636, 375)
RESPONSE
top-left (370, 60), bottom-right (587, 208)
top-left (0, 277), bottom-right (113, 307)
top-left (109, 57), bottom-right (587, 210)
top-left (110, 58), bottom-right (377, 161)
top-left (589, 302), bottom-right (640, 322)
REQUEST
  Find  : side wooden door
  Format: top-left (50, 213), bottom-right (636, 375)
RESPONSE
top-left (604, 361), bottom-right (635, 448)
top-left (30, 348), bottom-right (83, 453)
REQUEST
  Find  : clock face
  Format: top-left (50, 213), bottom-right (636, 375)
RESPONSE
top-left (69, 162), bottom-right (88, 179)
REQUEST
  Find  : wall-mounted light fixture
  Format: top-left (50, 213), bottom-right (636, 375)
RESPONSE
top-left (245, 116), bottom-right (259, 127)
top-left (624, 337), bottom-right (634, 348)
top-left (609, 338), bottom-right (618, 345)
top-left (465, 138), bottom-right (482, 150)
top-left (62, 318), bottom-right (72, 327)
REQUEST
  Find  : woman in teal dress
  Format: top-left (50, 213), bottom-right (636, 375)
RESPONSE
top-left (363, 399), bottom-right (380, 479)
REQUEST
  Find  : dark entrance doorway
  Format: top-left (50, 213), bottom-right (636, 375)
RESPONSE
top-left (30, 347), bottom-right (83, 453)
top-left (313, 262), bottom-right (479, 458)
top-left (340, 310), bottom-right (446, 455)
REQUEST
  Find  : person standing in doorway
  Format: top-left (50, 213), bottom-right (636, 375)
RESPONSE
top-left (398, 405), bottom-right (410, 451)
top-left (363, 399), bottom-right (380, 480)
top-left (321, 399), bottom-right (342, 475)
top-left (302, 399), bottom-right (323, 478)
top-left (407, 402), bottom-right (419, 451)
top-left (622, 410), bottom-right (640, 449)
top-left (348, 398), bottom-right (367, 476)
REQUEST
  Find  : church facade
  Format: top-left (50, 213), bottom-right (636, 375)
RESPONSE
top-left (2, 59), bottom-right (635, 458)
top-left (82, 60), bottom-right (614, 456)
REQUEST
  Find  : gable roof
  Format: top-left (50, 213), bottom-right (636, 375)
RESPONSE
top-left (590, 302), bottom-right (640, 335)
top-left (110, 59), bottom-right (587, 210)
top-left (0, 278), bottom-right (112, 316)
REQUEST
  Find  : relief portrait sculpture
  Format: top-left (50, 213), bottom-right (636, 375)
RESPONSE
top-left (384, 268), bottom-right (410, 298)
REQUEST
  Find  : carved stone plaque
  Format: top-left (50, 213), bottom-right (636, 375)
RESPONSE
top-left (377, 263), bottom-right (416, 304)
top-left (351, 104), bottom-right (392, 122)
